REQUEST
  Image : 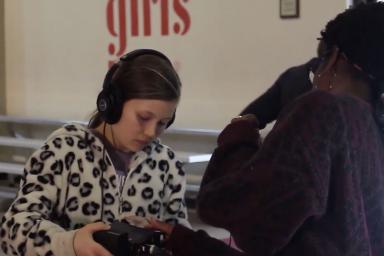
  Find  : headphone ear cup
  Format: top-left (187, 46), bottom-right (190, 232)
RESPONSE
top-left (108, 87), bottom-right (124, 124)
top-left (97, 89), bottom-right (113, 124)
top-left (97, 63), bottom-right (123, 124)
top-left (97, 87), bottom-right (123, 124)
top-left (166, 112), bottom-right (176, 128)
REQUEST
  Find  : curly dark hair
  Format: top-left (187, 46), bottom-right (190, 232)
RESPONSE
top-left (320, 2), bottom-right (384, 133)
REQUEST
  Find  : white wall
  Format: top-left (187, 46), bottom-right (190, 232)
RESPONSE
top-left (5, 0), bottom-right (347, 130)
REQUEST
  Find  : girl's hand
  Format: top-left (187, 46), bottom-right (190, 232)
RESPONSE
top-left (145, 217), bottom-right (174, 239)
top-left (73, 222), bottom-right (112, 256)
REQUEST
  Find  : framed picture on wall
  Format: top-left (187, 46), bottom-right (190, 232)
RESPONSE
top-left (280, 0), bottom-right (299, 18)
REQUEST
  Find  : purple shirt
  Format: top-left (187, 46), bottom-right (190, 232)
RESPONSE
top-left (91, 129), bottom-right (133, 194)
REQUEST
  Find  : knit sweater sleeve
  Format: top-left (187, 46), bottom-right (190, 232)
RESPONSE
top-left (0, 135), bottom-right (81, 256)
top-left (196, 91), bottom-right (342, 255)
top-left (167, 224), bottom-right (251, 256)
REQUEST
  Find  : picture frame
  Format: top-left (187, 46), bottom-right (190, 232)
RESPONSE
top-left (280, 0), bottom-right (299, 19)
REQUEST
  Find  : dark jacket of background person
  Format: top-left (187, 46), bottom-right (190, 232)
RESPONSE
top-left (165, 90), bottom-right (384, 255)
top-left (240, 57), bottom-right (320, 129)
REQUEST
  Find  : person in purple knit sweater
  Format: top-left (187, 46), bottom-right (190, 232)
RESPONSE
top-left (148, 3), bottom-right (384, 255)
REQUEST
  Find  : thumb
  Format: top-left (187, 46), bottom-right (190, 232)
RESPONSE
top-left (86, 222), bottom-right (111, 233)
top-left (147, 218), bottom-right (173, 235)
top-left (92, 243), bottom-right (113, 256)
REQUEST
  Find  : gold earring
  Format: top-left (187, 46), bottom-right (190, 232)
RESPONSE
top-left (311, 73), bottom-right (321, 89)
top-left (329, 71), bottom-right (337, 90)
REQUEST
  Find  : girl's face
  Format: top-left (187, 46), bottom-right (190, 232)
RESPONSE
top-left (111, 99), bottom-right (178, 152)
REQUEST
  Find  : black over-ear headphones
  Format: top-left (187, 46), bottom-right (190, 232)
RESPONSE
top-left (96, 49), bottom-right (177, 127)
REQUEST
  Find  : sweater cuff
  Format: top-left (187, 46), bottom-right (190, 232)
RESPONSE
top-left (218, 119), bottom-right (260, 147)
top-left (51, 229), bottom-right (77, 256)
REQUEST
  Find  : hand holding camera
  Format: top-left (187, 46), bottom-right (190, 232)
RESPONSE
top-left (92, 221), bottom-right (168, 256)
top-left (74, 222), bottom-right (112, 256)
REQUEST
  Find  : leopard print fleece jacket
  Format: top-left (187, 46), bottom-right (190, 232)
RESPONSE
top-left (0, 123), bottom-right (190, 256)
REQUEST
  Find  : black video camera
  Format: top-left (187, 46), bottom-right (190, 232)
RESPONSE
top-left (93, 221), bottom-right (168, 256)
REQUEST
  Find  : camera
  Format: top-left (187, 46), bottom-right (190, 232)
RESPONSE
top-left (93, 221), bottom-right (168, 256)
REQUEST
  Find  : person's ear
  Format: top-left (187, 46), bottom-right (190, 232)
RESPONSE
top-left (320, 47), bottom-right (340, 75)
top-left (313, 47), bottom-right (340, 90)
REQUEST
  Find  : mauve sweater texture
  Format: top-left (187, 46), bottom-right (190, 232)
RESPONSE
top-left (167, 90), bottom-right (384, 256)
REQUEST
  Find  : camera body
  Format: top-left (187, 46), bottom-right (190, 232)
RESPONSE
top-left (93, 221), bottom-right (167, 256)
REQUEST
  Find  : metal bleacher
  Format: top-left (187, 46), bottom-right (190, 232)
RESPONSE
top-left (0, 115), bottom-right (220, 204)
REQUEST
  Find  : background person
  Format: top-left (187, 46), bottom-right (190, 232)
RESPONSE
top-left (239, 41), bottom-right (328, 129)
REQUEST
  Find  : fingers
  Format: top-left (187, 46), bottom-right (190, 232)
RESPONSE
top-left (146, 217), bottom-right (173, 236)
top-left (85, 222), bottom-right (110, 233)
top-left (231, 114), bottom-right (258, 123)
top-left (93, 243), bottom-right (113, 256)
top-left (145, 217), bottom-right (158, 228)
top-left (74, 222), bottom-right (112, 256)
top-left (79, 243), bottom-right (112, 256)
top-left (146, 217), bottom-right (159, 227)
top-left (124, 215), bottom-right (149, 227)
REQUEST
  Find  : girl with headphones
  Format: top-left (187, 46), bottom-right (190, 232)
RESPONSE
top-left (0, 49), bottom-right (190, 256)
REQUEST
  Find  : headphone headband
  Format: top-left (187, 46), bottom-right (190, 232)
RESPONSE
top-left (97, 49), bottom-right (177, 127)
top-left (119, 49), bottom-right (173, 66)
